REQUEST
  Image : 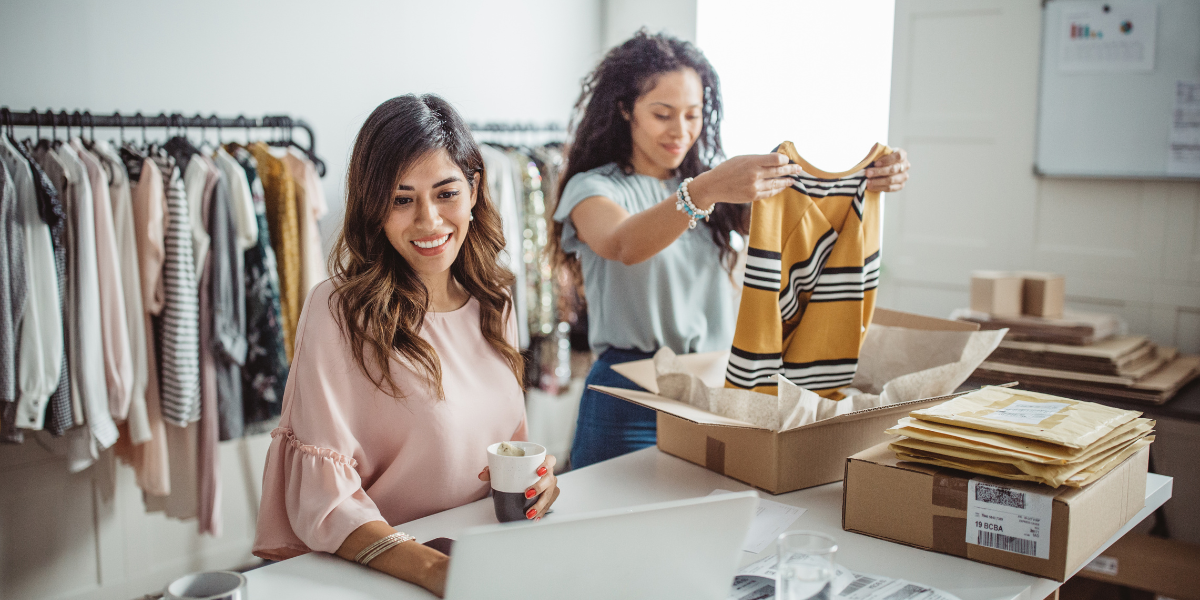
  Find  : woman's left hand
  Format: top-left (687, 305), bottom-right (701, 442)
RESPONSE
top-left (864, 148), bottom-right (910, 192)
top-left (478, 454), bottom-right (561, 520)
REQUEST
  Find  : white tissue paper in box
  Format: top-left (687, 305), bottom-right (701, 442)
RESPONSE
top-left (652, 324), bottom-right (1006, 432)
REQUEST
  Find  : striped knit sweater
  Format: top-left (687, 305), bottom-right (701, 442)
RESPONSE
top-left (726, 141), bottom-right (888, 399)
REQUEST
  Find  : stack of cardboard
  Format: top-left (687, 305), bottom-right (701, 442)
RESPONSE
top-left (884, 386), bottom-right (1154, 488)
top-left (957, 271), bottom-right (1200, 404)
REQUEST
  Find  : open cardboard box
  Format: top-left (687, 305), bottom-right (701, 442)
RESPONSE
top-left (593, 309), bottom-right (984, 495)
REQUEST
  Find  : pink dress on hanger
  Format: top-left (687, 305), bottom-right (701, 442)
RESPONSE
top-left (253, 280), bottom-right (527, 561)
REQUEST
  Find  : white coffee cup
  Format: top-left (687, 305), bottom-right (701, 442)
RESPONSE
top-left (486, 441), bottom-right (546, 522)
top-left (163, 570), bottom-right (248, 600)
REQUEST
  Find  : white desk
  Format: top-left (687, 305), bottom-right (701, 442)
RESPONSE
top-left (245, 448), bottom-right (1172, 600)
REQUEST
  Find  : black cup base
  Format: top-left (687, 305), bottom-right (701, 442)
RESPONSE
top-left (493, 490), bottom-right (540, 523)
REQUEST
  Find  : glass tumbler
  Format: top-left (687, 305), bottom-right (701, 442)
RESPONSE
top-left (776, 531), bottom-right (837, 600)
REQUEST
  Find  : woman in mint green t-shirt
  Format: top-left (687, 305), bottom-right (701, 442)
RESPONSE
top-left (551, 31), bottom-right (910, 469)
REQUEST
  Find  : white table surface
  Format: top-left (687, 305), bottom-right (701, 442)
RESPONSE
top-left (245, 447), bottom-right (1172, 600)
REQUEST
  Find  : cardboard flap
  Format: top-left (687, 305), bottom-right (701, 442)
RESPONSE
top-left (610, 351), bottom-right (729, 393)
top-left (589, 385), bottom-right (767, 430)
top-left (873, 307), bottom-right (980, 332)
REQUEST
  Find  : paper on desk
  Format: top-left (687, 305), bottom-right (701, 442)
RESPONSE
top-left (729, 555), bottom-right (963, 600)
top-left (709, 490), bottom-right (806, 553)
top-left (653, 323), bottom-right (1005, 432)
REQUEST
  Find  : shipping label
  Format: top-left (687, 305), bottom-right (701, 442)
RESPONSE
top-left (986, 400), bottom-right (1069, 425)
top-left (966, 478), bottom-right (1053, 560)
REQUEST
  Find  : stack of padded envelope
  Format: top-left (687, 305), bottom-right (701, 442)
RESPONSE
top-left (885, 386), bottom-right (1154, 488)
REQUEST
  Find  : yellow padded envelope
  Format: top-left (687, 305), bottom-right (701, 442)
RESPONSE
top-left (885, 417), bottom-right (1155, 464)
top-left (908, 386), bottom-right (1140, 449)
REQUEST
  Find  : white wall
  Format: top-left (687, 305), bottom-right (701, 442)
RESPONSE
top-left (0, 2), bottom-right (603, 599)
top-left (0, 0), bottom-right (604, 251)
top-left (880, 0), bottom-right (1200, 354)
top-left (602, 0), bottom-right (697, 50)
top-left (697, 0), bottom-right (895, 168)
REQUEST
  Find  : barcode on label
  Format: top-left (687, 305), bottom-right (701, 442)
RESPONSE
top-left (883, 584), bottom-right (931, 600)
top-left (975, 483), bottom-right (1026, 509)
top-left (839, 575), bottom-right (877, 596)
top-left (977, 531), bottom-right (1037, 556)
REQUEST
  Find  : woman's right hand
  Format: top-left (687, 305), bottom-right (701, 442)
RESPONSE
top-left (687, 153), bottom-right (803, 209)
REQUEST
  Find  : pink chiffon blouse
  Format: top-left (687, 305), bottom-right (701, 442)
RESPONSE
top-left (253, 280), bottom-right (527, 561)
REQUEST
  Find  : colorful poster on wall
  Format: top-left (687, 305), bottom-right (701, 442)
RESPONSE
top-left (1058, 1), bottom-right (1157, 72)
top-left (1167, 80), bottom-right (1200, 176)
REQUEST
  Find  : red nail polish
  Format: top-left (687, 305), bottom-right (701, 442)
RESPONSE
top-left (537, 466), bottom-right (548, 476)
top-left (535, 517), bottom-right (541, 522)
top-left (525, 489), bottom-right (536, 499)
top-left (526, 508), bottom-right (537, 519)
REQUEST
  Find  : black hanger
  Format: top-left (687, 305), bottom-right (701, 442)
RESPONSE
top-left (84, 111), bottom-right (96, 145)
top-left (30, 107), bottom-right (41, 143)
top-left (0, 107), bottom-right (13, 143)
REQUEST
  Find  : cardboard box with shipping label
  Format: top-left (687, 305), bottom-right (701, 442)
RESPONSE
top-left (841, 442), bottom-right (1148, 581)
top-left (592, 309), bottom-right (997, 494)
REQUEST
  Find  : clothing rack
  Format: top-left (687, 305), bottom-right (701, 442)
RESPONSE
top-left (0, 107), bottom-right (326, 177)
top-left (468, 122), bottom-right (567, 146)
top-left (468, 122), bottom-right (565, 132)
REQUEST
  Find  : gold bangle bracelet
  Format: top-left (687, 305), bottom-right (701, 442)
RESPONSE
top-left (355, 532), bottom-right (415, 565)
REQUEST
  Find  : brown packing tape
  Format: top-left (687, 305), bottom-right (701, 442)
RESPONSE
top-left (932, 472), bottom-right (968, 510)
top-left (932, 515), bottom-right (969, 556)
top-left (706, 437), bottom-right (725, 475)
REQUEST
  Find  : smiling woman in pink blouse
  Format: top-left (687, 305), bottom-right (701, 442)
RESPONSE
top-left (253, 94), bottom-right (561, 597)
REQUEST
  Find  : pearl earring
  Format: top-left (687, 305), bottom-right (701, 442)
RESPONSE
top-left (469, 212), bottom-right (474, 221)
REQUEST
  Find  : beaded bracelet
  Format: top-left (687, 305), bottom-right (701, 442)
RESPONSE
top-left (674, 177), bottom-right (712, 229)
top-left (355, 532), bottom-right (415, 566)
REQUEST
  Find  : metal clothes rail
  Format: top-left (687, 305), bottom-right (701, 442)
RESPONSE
top-left (0, 107), bottom-right (325, 177)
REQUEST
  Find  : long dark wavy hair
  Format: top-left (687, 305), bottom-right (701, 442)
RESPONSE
top-left (551, 29), bottom-right (748, 280)
top-left (329, 94), bottom-right (524, 399)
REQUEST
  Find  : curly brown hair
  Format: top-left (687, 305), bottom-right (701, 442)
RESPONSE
top-left (552, 29), bottom-right (748, 280)
top-left (328, 94), bottom-right (523, 399)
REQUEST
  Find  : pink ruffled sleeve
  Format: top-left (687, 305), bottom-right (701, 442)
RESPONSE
top-left (253, 282), bottom-right (385, 561)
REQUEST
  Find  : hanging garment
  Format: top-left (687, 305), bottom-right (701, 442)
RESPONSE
top-left (725, 142), bottom-right (889, 398)
top-left (247, 143), bottom-right (301, 362)
top-left (181, 157), bottom-right (211, 279)
top-left (196, 157), bottom-right (223, 536)
top-left (282, 148), bottom-right (327, 295)
top-left (113, 154), bottom-right (171, 497)
top-left (34, 147), bottom-right (87, 428)
top-left (46, 143), bottom-right (120, 465)
top-left (214, 147), bottom-right (257, 251)
top-left (208, 158), bottom-right (246, 441)
top-left (152, 154), bottom-right (202, 426)
top-left (0, 137), bottom-right (62, 433)
top-left (0, 163), bottom-right (23, 443)
top-left (94, 141), bottom-right (150, 442)
top-left (479, 144), bottom-right (529, 348)
top-left (73, 140), bottom-right (134, 420)
top-left (229, 147), bottom-right (288, 431)
top-left (16, 140), bottom-right (72, 435)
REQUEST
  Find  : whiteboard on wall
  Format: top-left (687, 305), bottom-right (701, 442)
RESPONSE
top-left (1036, 0), bottom-right (1200, 179)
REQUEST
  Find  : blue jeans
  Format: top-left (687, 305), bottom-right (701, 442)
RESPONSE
top-left (569, 348), bottom-right (658, 470)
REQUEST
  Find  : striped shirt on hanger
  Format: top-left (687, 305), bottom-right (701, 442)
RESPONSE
top-left (152, 155), bottom-right (201, 426)
top-left (726, 141), bottom-right (889, 398)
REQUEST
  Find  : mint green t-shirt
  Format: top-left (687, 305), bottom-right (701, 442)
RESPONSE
top-left (552, 163), bottom-right (735, 356)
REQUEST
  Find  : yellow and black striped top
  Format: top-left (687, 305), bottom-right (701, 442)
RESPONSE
top-left (725, 141), bottom-right (889, 398)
